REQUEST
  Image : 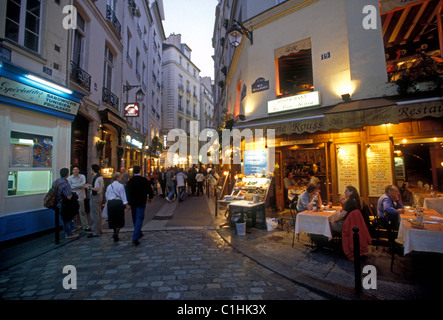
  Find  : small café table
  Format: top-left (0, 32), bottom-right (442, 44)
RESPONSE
top-left (228, 200), bottom-right (266, 228)
top-left (294, 207), bottom-right (340, 240)
top-left (397, 208), bottom-right (443, 255)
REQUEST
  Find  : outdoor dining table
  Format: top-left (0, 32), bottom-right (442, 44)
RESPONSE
top-left (397, 208), bottom-right (443, 255)
top-left (294, 207), bottom-right (341, 239)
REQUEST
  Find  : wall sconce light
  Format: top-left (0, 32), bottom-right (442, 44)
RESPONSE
top-left (123, 84), bottom-right (145, 101)
top-left (227, 20), bottom-right (253, 47)
top-left (238, 114), bottom-right (246, 121)
top-left (341, 93), bottom-right (351, 102)
top-left (366, 144), bottom-right (371, 149)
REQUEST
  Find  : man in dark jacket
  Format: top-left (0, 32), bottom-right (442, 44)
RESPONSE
top-left (126, 166), bottom-right (153, 245)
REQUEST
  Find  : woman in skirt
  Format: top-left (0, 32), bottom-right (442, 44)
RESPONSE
top-left (105, 172), bottom-right (129, 242)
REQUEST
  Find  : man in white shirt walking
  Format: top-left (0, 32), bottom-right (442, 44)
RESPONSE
top-left (68, 166), bottom-right (90, 231)
top-left (176, 168), bottom-right (188, 202)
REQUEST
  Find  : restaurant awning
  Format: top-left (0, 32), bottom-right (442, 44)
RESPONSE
top-left (233, 96), bottom-right (442, 135)
top-left (234, 98), bottom-right (398, 135)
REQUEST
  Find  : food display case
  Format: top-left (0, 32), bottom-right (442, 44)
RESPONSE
top-left (230, 176), bottom-right (272, 202)
top-left (219, 175), bottom-right (272, 229)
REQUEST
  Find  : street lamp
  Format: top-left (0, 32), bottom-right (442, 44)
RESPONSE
top-left (227, 20), bottom-right (253, 47)
top-left (123, 84), bottom-right (145, 102)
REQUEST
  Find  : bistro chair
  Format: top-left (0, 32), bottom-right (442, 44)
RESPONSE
top-left (289, 194), bottom-right (299, 247)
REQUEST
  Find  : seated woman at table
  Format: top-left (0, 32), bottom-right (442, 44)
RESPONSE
top-left (328, 186), bottom-right (362, 236)
top-left (296, 183), bottom-right (322, 212)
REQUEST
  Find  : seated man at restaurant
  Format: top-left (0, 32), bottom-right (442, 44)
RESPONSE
top-left (297, 183), bottom-right (322, 213)
top-left (283, 172), bottom-right (297, 208)
top-left (377, 184), bottom-right (404, 231)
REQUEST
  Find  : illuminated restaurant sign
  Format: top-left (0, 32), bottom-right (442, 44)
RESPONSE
top-left (267, 91), bottom-right (320, 114)
top-left (0, 77), bottom-right (79, 115)
top-left (125, 135), bottom-right (143, 149)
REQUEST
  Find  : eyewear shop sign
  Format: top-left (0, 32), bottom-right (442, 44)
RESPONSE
top-left (0, 77), bottom-right (79, 115)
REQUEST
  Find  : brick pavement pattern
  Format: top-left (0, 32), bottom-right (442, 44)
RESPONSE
top-left (0, 230), bottom-right (327, 300)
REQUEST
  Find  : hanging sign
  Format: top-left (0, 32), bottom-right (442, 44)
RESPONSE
top-left (124, 103), bottom-right (139, 117)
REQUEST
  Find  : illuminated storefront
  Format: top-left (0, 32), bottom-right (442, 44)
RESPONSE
top-left (0, 60), bottom-right (85, 241)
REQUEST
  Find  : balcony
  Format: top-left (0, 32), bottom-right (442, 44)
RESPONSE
top-left (102, 87), bottom-right (119, 111)
top-left (106, 5), bottom-right (121, 36)
top-left (70, 61), bottom-right (91, 92)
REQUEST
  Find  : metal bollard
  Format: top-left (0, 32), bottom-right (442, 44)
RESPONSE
top-left (353, 226), bottom-right (362, 293)
top-left (55, 207), bottom-right (60, 244)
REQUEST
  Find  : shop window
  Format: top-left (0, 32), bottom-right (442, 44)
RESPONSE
top-left (275, 38), bottom-right (314, 98)
top-left (5, 0), bottom-right (42, 53)
top-left (8, 131), bottom-right (53, 196)
top-left (382, 0), bottom-right (443, 92)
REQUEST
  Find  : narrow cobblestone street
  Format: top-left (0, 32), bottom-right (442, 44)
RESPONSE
top-left (0, 229), bottom-right (327, 300)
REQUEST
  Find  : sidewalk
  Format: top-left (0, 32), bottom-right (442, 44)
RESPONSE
top-left (1, 193), bottom-right (442, 300)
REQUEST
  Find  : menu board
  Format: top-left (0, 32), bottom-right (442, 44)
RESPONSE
top-left (244, 150), bottom-right (268, 175)
top-left (336, 144), bottom-right (360, 194)
top-left (366, 142), bottom-right (393, 196)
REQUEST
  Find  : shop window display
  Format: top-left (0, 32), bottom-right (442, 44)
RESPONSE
top-left (8, 131), bottom-right (53, 196)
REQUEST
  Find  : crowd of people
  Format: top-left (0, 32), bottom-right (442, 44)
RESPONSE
top-left (52, 165), bottom-right (220, 246)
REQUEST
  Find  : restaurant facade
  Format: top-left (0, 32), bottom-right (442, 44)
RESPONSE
top-left (214, 0), bottom-right (443, 209)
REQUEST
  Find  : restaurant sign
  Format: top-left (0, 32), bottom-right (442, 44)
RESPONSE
top-left (0, 77), bottom-right (79, 115)
top-left (267, 91), bottom-right (320, 114)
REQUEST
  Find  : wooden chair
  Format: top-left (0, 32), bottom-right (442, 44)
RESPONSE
top-left (289, 194), bottom-right (298, 247)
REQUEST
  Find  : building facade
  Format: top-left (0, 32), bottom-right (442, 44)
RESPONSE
top-left (161, 33), bottom-right (202, 167)
top-left (0, 0), bottom-right (166, 241)
top-left (214, 0), bottom-right (443, 209)
top-left (0, 0), bottom-right (85, 241)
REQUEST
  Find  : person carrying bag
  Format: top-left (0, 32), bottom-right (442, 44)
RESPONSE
top-left (105, 172), bottom-right (129, 242)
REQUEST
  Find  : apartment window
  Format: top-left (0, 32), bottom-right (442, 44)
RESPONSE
top-left (5, 0), bottom-right (41, 52)
top-left (179, 56), bottom-right (182, 66)
top-left (135, 48), bottom-right (140, 78)
top-left (178, 117), bottom-right (183, 129)
top-left (103, 45), bottom-right (114, 89)
top-left (72, 10), bottom-right (86, 67)
top-left (275, 38), bottom-right (313, 97)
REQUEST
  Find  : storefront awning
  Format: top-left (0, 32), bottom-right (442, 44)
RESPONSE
top-left (234, 98), bottom-right (398, 135)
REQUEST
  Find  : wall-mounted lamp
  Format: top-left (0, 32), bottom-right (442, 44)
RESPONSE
top-left (341, 93), bottom-right (351, 102)
top-left (227, 20), bottom-right (253, 47)
top-left (123, 84), bottom-right (145, 101)
top-left (238, 114), bottom-right (246, 121)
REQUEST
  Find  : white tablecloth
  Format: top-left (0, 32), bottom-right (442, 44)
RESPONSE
top-left (294, 211), bottom-right (336, 239)
top-left (398, 217), bottom-right (443, 255)
top-left (423, 197), bottom-right (443, 215)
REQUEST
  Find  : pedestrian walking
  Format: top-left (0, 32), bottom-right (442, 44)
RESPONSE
top-left (68, 165), bottom-right (90, 231)
top-left (165, 167), bottom-right (176, 202)
top-left (105, 172), bottom-right (129, 242)
top-left (88, 164), bottom-right (104, 238)
top-left (126, 166), bottom-right (154, 246)
top-left (208, 169), bottom-right (219, 198)
top-left (53, 168), bottom-right (79, 239)
top-left (159, 168), bottom-right (167, 197)
top-left (176, 168), bottom-right (188, 202)
top-left (195, 169), bottom-right (205, 196)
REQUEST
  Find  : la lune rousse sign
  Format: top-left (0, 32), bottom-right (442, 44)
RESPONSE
top-left (267, 91), bottom-right (320, 114)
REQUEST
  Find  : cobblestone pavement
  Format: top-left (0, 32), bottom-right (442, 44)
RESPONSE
top-left (0, 229), bottom-right (327, 300)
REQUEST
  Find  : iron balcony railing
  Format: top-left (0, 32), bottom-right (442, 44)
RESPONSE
top-left (102, 87), bottom-right (119, 111)
top-left (106, 5), bottom-right (121, 36)
top-left (70, 61), bottom-right (91, 92)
